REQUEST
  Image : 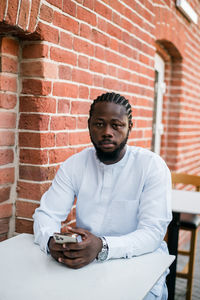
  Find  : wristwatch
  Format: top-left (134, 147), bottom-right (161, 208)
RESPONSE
top-left (97, 237), bottom-right (109, 261)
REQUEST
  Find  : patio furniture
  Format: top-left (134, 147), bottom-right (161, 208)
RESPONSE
top-left (171, 172), bottom-right (200, 300)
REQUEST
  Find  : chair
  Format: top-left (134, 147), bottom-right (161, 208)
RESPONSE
top-left (171, 172), bottom-right (200, 300)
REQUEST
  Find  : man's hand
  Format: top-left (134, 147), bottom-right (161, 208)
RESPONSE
top-left (48, 227), bottom-right (103, 269)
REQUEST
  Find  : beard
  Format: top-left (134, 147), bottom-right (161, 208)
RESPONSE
top-left (90, 131), bottom-right (129, 163)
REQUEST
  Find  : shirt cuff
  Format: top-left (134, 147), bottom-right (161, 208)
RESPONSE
top-left (104, 236), bottom-right (134, 260)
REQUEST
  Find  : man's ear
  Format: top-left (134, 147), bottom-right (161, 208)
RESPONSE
top-left (129, 121), bottom-right (133, 131)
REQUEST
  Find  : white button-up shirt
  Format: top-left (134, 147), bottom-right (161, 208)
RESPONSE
top-left (33, 145), bottom-right (172, 296)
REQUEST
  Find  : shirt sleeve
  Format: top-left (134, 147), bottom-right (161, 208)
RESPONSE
top-left (33, 162), bottom-right (76, 253)
top-left (104, 155), bottom-right (172, 260)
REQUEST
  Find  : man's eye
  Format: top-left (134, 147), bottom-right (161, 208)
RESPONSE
top-left (112, 124), bottom-right (122, 129)
top-left (96, 123), bottom-right (104, 127)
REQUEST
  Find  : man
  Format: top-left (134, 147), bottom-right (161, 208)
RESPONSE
top-left (33, 92), bottom-right (172, 300)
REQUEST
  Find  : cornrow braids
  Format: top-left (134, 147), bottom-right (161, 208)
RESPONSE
top-left (89, 92), bottom-right (133, 125)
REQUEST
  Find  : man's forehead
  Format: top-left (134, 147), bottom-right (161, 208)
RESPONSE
top-left (91, 101), bottom-right (127, 118)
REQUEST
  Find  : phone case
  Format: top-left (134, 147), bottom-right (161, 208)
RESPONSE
top-left (53, 233), bottom-right (78, 244)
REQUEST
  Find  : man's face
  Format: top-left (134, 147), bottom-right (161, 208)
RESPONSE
top-left (88, 102), bottom-right (132, 164)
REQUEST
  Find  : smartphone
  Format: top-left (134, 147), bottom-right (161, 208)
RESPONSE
top-left (53, 233), bottom-right (78, 244)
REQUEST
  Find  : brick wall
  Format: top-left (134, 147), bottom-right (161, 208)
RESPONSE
top-left (0, 0), bottom-right (200, 238)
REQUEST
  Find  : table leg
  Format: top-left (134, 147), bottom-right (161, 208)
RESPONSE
top-left (166, 212), bottom-right (180, 300)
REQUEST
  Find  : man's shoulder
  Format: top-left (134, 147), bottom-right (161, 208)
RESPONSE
top-left (128, 146), bottom-right (167, 166)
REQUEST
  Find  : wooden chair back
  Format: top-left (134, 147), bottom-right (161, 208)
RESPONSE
top-left (171, 172), bottom-right (200, 192)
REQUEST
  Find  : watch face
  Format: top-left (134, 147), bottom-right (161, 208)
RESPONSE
top-left (98, 248), bottom-right (108, 261)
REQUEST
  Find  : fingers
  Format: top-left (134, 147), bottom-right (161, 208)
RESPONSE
top-left (67, 227), bottom-right (88, 239)
top-left (58, 257), bottom-right (86, 269)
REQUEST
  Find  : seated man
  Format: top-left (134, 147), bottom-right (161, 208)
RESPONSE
top-left (33, 92), bottom-right (172, 300)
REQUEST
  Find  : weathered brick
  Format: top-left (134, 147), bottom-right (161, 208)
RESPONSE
top-left (0, 203), bottom-right (12, 218)
top-left (15, 219), bottom-right (33, 234)
top-left (0, 75), bottom-right (17, 92)
top-left (20, 149), bottom-right (48, 165)
top-left (69, 131), bottom-right (90, 145)
top-left (78, 55), bottom-right (89, 69)
top-left (59, 65), bottom-right (71, 80)
top-left (77, 116), bottom-right (88, 129)
top-left (0, 93), bottom-right (17, 109)
top-left (19, 132), bottom-right (55, 148)
top-left (18, 0), bottom-right (30, 30)
top-left (49, 148), bottom-right (75, 164)
top-left (62, 0), bottom-right (76, 16)
top-left (55, 132), bottom-right (69, 147)
top-left (50, 116), bottom-right (76, 130)
top-left (16, 200), bottom-right (39, 218)
top-left (0, 56), bottom-right (18, 73)
top-left (77, 6), bottom-right (96, 26)
top-left (53, 82), bottom-right (78, 98)
top-left (72, 69), bottom-right (93, 85)
top-left (21, 61), bottom-right (57, 79)
top-left (57, 99), bottom-right (70, 113)
top-left (71, 100), bottom-right (91, 115)
top-left (60, 32), bottom-right (73, 49)
top-left (73, 38), bottom-right (94, 56)
top-left (22, 79), bottom-right (51, 96)
top-left (53, 11), bottom-right (79, 34)
top-left (0, 37), bottom-right (19, 56)
top-left (20, 96), bottom-right (56, 113)
top-left (0, 187), bottom-right (11, 203)
top-left (36, 22), bottom-right (59, 44)
top-left (0, 149), bottom-right (14, 165)
top-left (17, 181), bottom-right (50, 201)
top-left (90, 59), bottom-right (107, 74)
top-left (50, 47), bottom-right (77, 65)
top-left (22, 44), bottom-right (48, 59)
top-left (46, 0), bottom-right (62, 9)
top-left (39, 4), bottom-right (54, 23)
top-left (0, 112), bottom-right (16, 129)
top-left (19, 165), bottom-right (57, 181)
top-left (19, 113), bottom-right (49, 131)
top-left (79, 86), bottom-right (89, 99)
top-left (0, 218), bottom-right (9, 235)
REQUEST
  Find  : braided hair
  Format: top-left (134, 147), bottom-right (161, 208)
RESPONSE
top-left (89, 92), bottom-right (133, 125)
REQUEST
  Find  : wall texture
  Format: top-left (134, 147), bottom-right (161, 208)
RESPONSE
top-left (0, 0), bottom-right (200, 240)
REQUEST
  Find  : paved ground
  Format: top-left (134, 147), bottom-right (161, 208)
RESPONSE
top-left (175, 229), bottom-right (200, 300)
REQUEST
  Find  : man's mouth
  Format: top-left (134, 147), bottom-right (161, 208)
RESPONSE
top-left (98, 140), bottom-right (116, 149)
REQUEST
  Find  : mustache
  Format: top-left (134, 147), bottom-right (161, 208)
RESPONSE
top-left (98, 139), bottom-right (117, 145)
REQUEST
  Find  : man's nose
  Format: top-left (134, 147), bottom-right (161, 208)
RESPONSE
top-left (102, 125), bottom-right (113, 136)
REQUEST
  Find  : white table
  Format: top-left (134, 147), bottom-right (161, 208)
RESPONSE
top-left (0, 234), bottom-right (174, 300)
top-left (167, 189), bottom-right (200, 300)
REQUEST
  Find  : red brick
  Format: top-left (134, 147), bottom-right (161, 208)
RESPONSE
top-left (16, 200), bottom-right (39, 218)
top-left (50, 116), bottom-right (76, 130)
top-left (0, 56), bottom-right (18, 73)
top-left (107, 23), bottom-right (122, 39)
top-left (39, 4), bottom-right (54, 23)
top-left (21, 61), bottom-right (57, 78)
top-left (22, 79), bottom-right (51, 96)
top-left (0, 112), bottom-right (16, 129)
top-left (16, 219), bottom-right (33, 234)
top-left (50, 47), bottom-right (77, 65)
top-left (71, 101), bottom-right (91, 115)
top-left (77, 6), bottom-right (96, 26)
top-left (56, 132), bottom-right (69, 146)
top-left (69, 131), bottom-right (90, 145)
top-left (0, 149), bottom-right (14, 165)
top-left (27, 0), bottom-right (41, 32)
top-left (77, 116), bottom-right (88, 129)
top-left (0, 187), bottom-right (11, 203)
top-left (20, 149), bottom-right (48, 164)
top-left (90, 59), bottom-right (107, 74)
top-left (5, 0), bottom-right (18, 23)
top-left (19, 114), bottom-right (49, 131)
top-left (63, 0), bottom-right (76, 16)
top-left (53, 11), bottom-right (79, 34)
top-left (36, 22), bottom-right (59, 44)
top-left (94, 1), bottom-right (112, 20)
top-left (1, 37), bottom-right (19, 56)
top-left (22, 44), bottom-right (48, 59)
top-left (83, 0), bottom-right (94, 9)
top-left (79, 86), bottom-right (89, 99)
top-left (20, 96), bottom-right (56, 113)
top-left (18, 0), bottom-right (30, 30)
top-left (49, 148), bottom-right (75, 164)
top-left (60, 32), bottom-right (73, 49)
top-left (78, 55), bottom-right (89, 69)
top-left (19, 132), bottom-right (55, 148)
top-left (95, 46), bottom-right (105, 60)
top-left (19, 165), bottom-right (57, 181)
top-left (0, 75), bottom-right (17, 92)
top-left (0, 203), bottom-right (12, 218)
top-left (0, 132), bottom-right (14, 147)
top-left (80, 23), bottom-right (92, 39)
top-left (57, 99), bottom-right (70, 113)
top-left (0, 218), bottom-right (9, 235)
top-left (46, 0), bottom-right (62, 8)
top-left (90, 88), bottom-right (105, 100)
top-left (53, 82), bottom-right (78, 98)
top-left (72, 69), bottom-right (93, 85)
top-left (0, 0), bottom-right (7, 20)
top-left (74, 38), bottom-right (94, 56)
top-left (59, 65), bottom-right (71, 80)
top-left (92, 29), bottom-right (110, 47)
top-left (0, 93), bottom-right (17, 109)
top-left (103, 77), bottom-right (120, 90)
top-left (17, 182), bottom-right (50, 201)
